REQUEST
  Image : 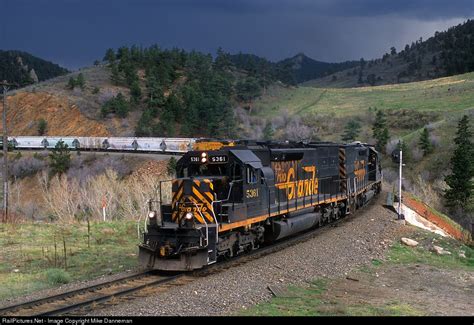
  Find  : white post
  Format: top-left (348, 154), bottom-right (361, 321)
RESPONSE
top-left (398, 145), bottom-right (403, 219)
top-left (102, 196), bottom-right (107, 222)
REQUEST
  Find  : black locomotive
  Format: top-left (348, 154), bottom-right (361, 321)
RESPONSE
top-left (139, 140), bottom-right (382, 271)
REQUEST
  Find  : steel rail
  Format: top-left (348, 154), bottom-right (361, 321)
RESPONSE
top-left (0, 271), bottom-right (181, 316)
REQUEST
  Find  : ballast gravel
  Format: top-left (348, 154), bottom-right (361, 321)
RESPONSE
top-left (92, 193), bottom-right (407, 316)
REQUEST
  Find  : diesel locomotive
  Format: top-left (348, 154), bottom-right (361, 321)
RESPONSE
top-left (139, 140), bottom-right (382, 271)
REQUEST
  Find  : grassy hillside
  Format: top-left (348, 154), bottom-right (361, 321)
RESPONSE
top-left (255, 72), bottom-right (474, 119)
top-left (242, 72), bottom-right (474, 228)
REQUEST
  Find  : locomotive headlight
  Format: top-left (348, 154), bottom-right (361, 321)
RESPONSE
top-left (201, 152), bottom-right (207, 158)
top-left (201, 157), bottom-right (207, 163)
top-left (184, 212), bottom-right (193, 220)
top-left (148, 211), bottom-right (156, 219)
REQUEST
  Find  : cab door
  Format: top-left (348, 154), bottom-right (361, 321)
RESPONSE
top-left (244, 165), bottom-right (262, 217)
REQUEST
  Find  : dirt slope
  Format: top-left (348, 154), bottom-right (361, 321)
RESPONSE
top-left (1, 65), bottom-right (138, 137)
top-left (0, 92), bottom-right (110, 136)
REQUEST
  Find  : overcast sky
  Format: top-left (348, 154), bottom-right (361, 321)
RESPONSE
top-left (1, 0), bottom-right (473, 69)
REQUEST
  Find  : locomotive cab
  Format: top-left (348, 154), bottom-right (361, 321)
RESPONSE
top-left (139, 147), bottom-right (268, 271)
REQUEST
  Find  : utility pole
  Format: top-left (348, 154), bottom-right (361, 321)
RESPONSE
top-left (398, 140), bottom-right (404, 220)
top-left (1, 81), bottom-right (9, 221)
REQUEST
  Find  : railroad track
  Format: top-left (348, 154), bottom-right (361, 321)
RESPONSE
top-left (0, 271), bottom-right (183, 316)
top-left (1, 195), bottom-right (380, 316)
top-left (194, 193), bottom-right (380, 277)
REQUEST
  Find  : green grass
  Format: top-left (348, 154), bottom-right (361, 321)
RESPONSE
top-left (0, 221), bottom-right (139, 301)
top-left (239, 279), bottom-right (424, 316)
top-left (388, 231), bottom-right (474, 270)
top-left (254, 72), bottom-right (474, 119)
top-left (45, 268), bottom-right (71, 285)
top-left (238, 229), bottom-right (472, 316)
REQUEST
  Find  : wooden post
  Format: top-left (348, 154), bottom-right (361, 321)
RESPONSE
top-left (87, 217), bottom-right (90, 249)
top-left (62, 236), bottom-right (67, 270)
top-left (54, 237), bottom-right (57, 268)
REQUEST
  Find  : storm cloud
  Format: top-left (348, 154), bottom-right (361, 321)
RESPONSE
top-left (1, 0), bottom-right (472, 69)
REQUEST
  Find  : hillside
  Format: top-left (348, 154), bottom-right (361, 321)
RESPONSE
top-left (242, 72), bottom-right (474, 229)
top-left (2, 66), bottom-right (128, 136)
top-left (0, 50), bottom-right (68, 87)
top-left (305, 19), bottom-right (474, 88)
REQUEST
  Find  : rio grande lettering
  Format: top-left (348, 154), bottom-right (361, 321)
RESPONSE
top-left (272, 161), bottom-right (318, 200)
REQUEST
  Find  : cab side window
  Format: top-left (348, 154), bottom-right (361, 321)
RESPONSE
top-left (247, 168), bottom-right (257, 184)
top-left (233, 164), bottom-right (242, 180)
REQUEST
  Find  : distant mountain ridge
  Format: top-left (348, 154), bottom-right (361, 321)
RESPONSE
top-left (0, 50), bottom-right (68, 87)
top-left (229, 52), bottom-right (359, 85)
top-left (278, 53), bottom-right (359, 83)
top-left (306, 19), bottom-right (474, 88)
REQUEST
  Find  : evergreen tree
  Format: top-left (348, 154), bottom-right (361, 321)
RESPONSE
top-left (419, 127), bottom-right (433, 156)
top-left (49, 140), bottom-right (71, 175)
top-left (372, 110), bottom-right (389, 151)
top-left (214, 47), bottom-right (232, 71)
top-left (263, 122), bottom-right (274, 140)
top-left (397, 140), bottom-right (411, 163)
top-left (379, 127), bottom-right (390, 152)
top-left (37, 118), bottom-right (47, 136)
top-left (114, 93), bottom-right (129, 118)
top-left (67, 77), bottom-right (75, 90)
top-left (444, 115), bottom-right (474, 209)
top-left (76, 73), bottom-right (85, 90)
top-left (341, 120), bottom-right (361, 142)
top-left (110, 63), bottom-right (121, 85)
top-left (147, 75), bottom-right (165, 108)
top-left (101, 93), bottom-right (129, 118)
top-left (135, 109), bottom-right (155, 136)
top-left (167, 157), bottom-right (177, 176)
top-left (236, 77), bottom-right (262, 101)
top-left (130, 80), bottom-right (142, 105)
top-left (104, 48), bottom-right (116, 63)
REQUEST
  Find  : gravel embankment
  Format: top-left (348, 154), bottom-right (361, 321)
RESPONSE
top-left (93, 193), bottom-right (408, 316)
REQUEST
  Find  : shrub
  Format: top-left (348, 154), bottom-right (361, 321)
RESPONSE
top-left (45, 268), bottom-right (71, 284)
top-left (37, 118), bottom-right (47, 136)
top-left (10, 157), bottom-right (46, 179)
top-left (101, 93), bottom-right (129, 118)
top-left (167, 157), bottom-right (177, 176)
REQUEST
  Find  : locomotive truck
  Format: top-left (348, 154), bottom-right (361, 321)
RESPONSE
top-left (139, 140), bottom-right (382, 271)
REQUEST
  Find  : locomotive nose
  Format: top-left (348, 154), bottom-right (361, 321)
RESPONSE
top-left (171, 178), bottom-right (216, 225)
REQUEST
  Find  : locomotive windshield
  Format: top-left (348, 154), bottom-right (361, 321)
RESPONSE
top-left (178, 163), bottom-right (228, 178)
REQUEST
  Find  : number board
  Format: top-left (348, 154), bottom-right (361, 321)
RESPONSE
top-left (189, 156), bottom-right (200, 163)
top-left (209, 155), bottom-right (228, 164)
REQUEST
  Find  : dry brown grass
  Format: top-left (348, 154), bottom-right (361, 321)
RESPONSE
top-left (37, 169), bottom-right (172, 222)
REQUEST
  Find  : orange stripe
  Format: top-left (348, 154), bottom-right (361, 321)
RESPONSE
top-left (203, 211), bottom-right (214, 222)
top-left (218, 196), bottom-right (346, 232)
top-left (204, 191), bottom-right (214, 202)
top-left (174, 186), bottom-right (183, 204)
top-left (192, 186), bottom-right (208, 204)
top-left (192, 187), bottom-right (214, 222)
